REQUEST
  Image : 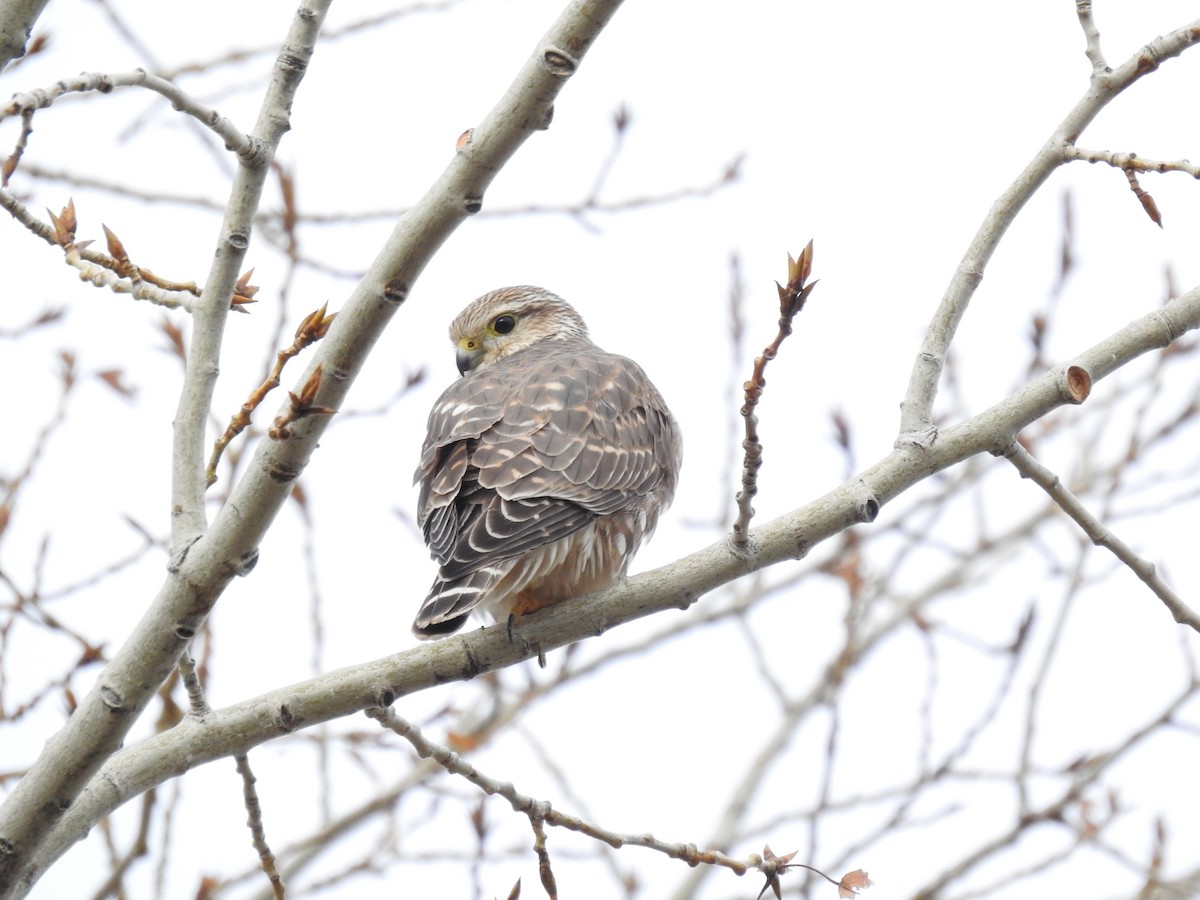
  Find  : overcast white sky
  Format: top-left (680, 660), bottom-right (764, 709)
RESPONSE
top-left (3, 1), bottom-right (1200, 897)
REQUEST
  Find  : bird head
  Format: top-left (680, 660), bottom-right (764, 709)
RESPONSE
top-left (449, 285), bottom-right (590, 374)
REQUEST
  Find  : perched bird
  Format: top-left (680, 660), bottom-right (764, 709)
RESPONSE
top-left (413, 286), bottom-right (682, 638)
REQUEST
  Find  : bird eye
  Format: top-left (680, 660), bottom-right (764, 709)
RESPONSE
top-left (493, 315), bottom-right (516, 335)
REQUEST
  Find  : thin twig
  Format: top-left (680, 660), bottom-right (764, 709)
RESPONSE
top-left (234, 754), bottom-right (286, 900)
top-left (0, 69), bottom-right (252, 155)
top-left (1075, 0), bottom-right (1108, 75)
top-left (1, 109), bottom-right (34, 187)
top-left (896, 20), bottom-right (1200, 441)
top-left (1000, 439), bottom-right (1200, 631)
top-left (207, 304), bottom-right (335, 486)
top-left (1062, 146), bottom-right (1200, 178)
top-left (731, 241), bottom-right (817, 550)
top-left (180, 653), bottom-right (285, 898)
top-left (175, 653), bottom-right (210, 717)
top-left (365, 707), bottom-right (767, 880)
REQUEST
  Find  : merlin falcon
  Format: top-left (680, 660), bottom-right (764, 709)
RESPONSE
top-left (412, 286), bottom-right (682, 638)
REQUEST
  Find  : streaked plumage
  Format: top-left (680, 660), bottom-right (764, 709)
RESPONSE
top-left (413, 286), bottom-right (681, 638)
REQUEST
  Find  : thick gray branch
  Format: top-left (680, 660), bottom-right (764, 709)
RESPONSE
top-left (28, 282), bottom-right (1200, 886)
top-left (896, 19), bottom-right (1200, 443)
top-left (0, 3), bottom-right (329, 892)
top-left (0, 1), bottom-right (625, 895)
top-left (0, 0), bottom-right (49, 72)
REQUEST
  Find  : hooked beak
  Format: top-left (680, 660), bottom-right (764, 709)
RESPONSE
top-left (456, 343), bottom-right (482, 375)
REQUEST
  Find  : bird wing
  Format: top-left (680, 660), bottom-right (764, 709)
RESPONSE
top-left (415, 342), bottom-right (679, 578)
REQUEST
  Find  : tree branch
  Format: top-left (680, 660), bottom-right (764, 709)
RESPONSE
top-left (896, 19), bottom-right (1200, 444)
top-left (0, 0), bottom-right (50, 72)
top-left (999, 439), bottom-right (1200, 629)
top-left (0, 1), bottom-right (628, 894)
top-left (366, 707), bottom-right (762, 879)
top-left (24, 280), bottom-right (1200, 886)
top-left (0, 3), bottom-right (330, 892)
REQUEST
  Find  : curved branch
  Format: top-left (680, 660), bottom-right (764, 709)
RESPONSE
top-left (896, 19), bottom-right (1200, 444)
top-left (0, 68), bottom-right (252, 156)
top-left (999, 440), bottom-right (1200, 629)
top-left (26, 281), bottom-right (1200, 886)
top-left (0, 4), bottom-right (329, 893)
top-left (0, 1), bottom-right (628, 895)
top-left (0, 0), bottom-right (50, 72)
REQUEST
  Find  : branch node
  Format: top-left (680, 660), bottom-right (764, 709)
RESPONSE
top-left (1062, 364), bottom-right (1092, 403)
top-left (541, 46), bottom-right (578, 76)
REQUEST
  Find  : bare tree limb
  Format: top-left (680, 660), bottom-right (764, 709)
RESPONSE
top-left (897, 19), bottom-right (1200, 444)
top-left (23, 279), bottom-right (1200, 886)
top-left (1076, 0), bottom-right (1107, 75)
top-left (0, 69), bottom-right (252, 155)
top-left (0, 1), bottom-right (629, 894)
top-left (914, 678), bottom-right (1199, 897)
top-left (0, 0), bottom-right (50, 72)
top-left (0, 4), bottom-right (330, 891)
top-left (999, 439), bottom-right (1200, 629)
top-left (1062, 146), bottom-right (1200, 178)
top-left (365, 707), bottom-right (762, 881)
top-left (731, 242), bottom-right (816, 551)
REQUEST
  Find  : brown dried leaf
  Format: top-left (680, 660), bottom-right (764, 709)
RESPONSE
top-left (295, 365), bottom-right (323, 409)
top-left (296, 302), bottom-right (329, 339)
top-left (58, 350), bottom-right (76, 388)
top-left (838, 868), bottom-right (873, 898)
top-left (193, 875), bottom-right (219, 900)
top-left (296, 304), bottom-right (337, 343)
top-left (159, 315), bottom-right (186, 361)
top-left (756, 845), bottom-right (800, 900)
top-left (776, 240), bottom-right (817, 316)
top-left (276, 164), bottom-right (297, 235)
top-left (793, 239), bottom-right (814, 284)
top-left (763, 844), bottom-right (797, 867)
top-left (290, 482), bottom-right (308, 512)
top-left (313, 311), bottom-right (336, 338)
top-left (47, 199), bottom-right (78, 247)
top-left (25, 33), bottom-right (50, 57)
top-left (95, 368), bottom-right (137, 399)
top-left (445, 729), bottom-right (484, 752)
top-left (233, 268), bottom-right (259, 306)
top-left (470, 798), bottom-right (487, 839)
